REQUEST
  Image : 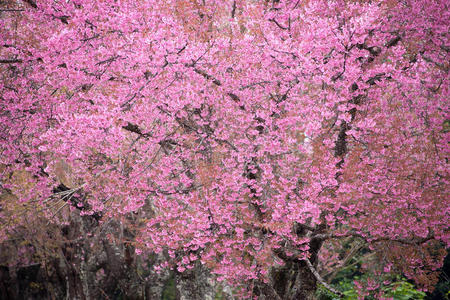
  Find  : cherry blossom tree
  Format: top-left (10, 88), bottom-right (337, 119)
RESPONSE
top-left (1, 0), bottom-right (448, 298)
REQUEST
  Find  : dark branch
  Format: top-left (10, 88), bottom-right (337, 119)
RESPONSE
top-left (187, 65), bottom-right (247, 111)
top-left (22, 0), bottom-right (37, 8)
top-left (269, 18), bottom-right (288, 30)
top-left (231, 0), bottom-right (236, 18)
top-left (0, 9), bottom-right (25, 12)
top-left (122, 122), bottom-right (145, 136)
top-left (386, 35), bottom-right (401, 48)
top-left (440, 44), bottom-right (450, 52)
top-left (192, 68), bottom-right (222, 86)
top-left (0, 59), bottom-right (22, 64)
top-left (366, 72), bottom-right (386, 85)
top-left (334, 122), bottom-right (348, 157)
top-left (54, 15), bottom-right (69, 24)
top-left (312, 231), bottom-right (436, 246)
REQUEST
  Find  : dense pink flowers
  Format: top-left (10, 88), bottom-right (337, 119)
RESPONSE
top-left (1, 0), bottom-right (448, 293)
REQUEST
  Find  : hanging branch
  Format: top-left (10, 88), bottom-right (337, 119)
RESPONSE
top-left (305, 258), bottom-right (344, 298)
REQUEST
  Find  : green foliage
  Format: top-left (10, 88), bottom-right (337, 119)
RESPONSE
top-left (315, 284), bottom-right (338, 300)
top-left (161, 275), bottom-right (177, 300)
top-left (383, 280), bottom-right (426, 299)
top-left (214, 286), bottom-right (226, 300)
top-left (316, 277), bottom-right (426, 300)
top-left (315, 280), bottom-right (357, 300)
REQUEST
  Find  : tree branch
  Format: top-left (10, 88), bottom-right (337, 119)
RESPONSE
top-left (269, 18), bottom-right (288, 30)
top-left (312, 231), bottom-right (436, 246)
top-left (187, 64), bottom-right (247, 111)
top-left (121, 122), bottom-right (151, 138)
top-left (231, 0), bottom-right (236, 18)
top-left (385, 35), bottom-right (401, 48)
top-left (305, 258), bottom-right (344, 297)
top-left (0, 59), bottom-right (22, 64)
top-left (22, 0), bottom-right (37, 8)
top-left (0, 9), bottom-right (25, 12)
top-left (192, 67), bottom-right (222, 86)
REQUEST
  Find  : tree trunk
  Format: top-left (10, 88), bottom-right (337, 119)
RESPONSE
top-left (267, 260), bottom-right (317, 300)
top-left (175, 264), bottom-right (216, 300)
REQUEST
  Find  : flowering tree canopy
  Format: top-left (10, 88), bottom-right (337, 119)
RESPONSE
top-left (1, 0), bottom-right (449, 298)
